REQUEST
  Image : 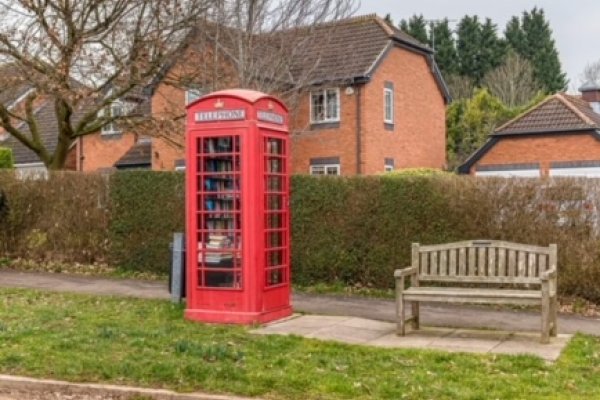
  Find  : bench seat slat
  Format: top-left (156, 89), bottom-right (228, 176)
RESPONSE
top-left (403, 294), bottom-right (541, 306)
top-left (404, 287), bottom-right (541, 300)
top-left (404, 286), bottom-right (542, 299)
top-left (418, 275), bottom-right (541, 284)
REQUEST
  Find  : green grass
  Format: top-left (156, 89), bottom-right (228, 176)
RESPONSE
top-left (1, 289), bottom-right (599, 399)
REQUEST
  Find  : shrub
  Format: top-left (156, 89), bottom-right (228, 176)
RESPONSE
top-left (0, 171), bottom-right (110, 262)
top-left (0, 147), bottom-right (14, 169)
top-left (385, 167), bottom-right (452, 176)
top-left (108, 171), bottom-right (185, 273)
top-left (291, 175), bottom-right (600, 302)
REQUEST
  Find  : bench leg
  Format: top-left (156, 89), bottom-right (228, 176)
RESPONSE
top-left (397, 297), bottom-right (405, 336)
top-left (541, 296), bottom-right (550, 344)
top-left (550, 295), bottom-right (558, 337)
top-left (411, 301), bottom-right (420, 330)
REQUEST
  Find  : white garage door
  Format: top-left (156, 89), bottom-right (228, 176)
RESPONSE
top-left (550, 166), bottom-right (600, 177)
top-left (475, 164), bottom-right (541, 178)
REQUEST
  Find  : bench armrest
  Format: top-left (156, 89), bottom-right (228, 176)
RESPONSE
top-left (394, 266), bottom-right (418, 278)
top-left (541, 268), bottom-right (557, 281)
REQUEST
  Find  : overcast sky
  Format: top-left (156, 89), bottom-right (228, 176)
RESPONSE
top-left (360, 0), bottom-right (600, 92)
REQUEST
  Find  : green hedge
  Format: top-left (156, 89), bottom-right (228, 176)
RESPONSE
top-left (291, 175), bottom-right (600, 302)
top-left (109, 171), bottom-right (185, 273)
top-left (2, 171), bottom-right (600, 302)
top-left (0, 171), bottom-right (110, 262)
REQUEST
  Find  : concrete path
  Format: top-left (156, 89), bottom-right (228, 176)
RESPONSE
top-left (252, 315), bottom-right (572, 361)
top-left (1, 269), bottom-right (599, 336)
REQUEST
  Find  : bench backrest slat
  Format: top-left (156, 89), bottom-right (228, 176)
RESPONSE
top-left (413, 240), bottom-right (556, 285)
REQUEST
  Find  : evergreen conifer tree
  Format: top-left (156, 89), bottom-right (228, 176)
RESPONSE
top-left (399, 14), bottom-right (429, 45)
top-left (505, 8), bottom-right (567, 92)
top-left (456, 16), bottom-right (483, 81)
top-left (431, 19), bottom-right (458, 76)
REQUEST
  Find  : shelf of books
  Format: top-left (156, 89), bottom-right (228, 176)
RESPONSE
top-left (196, 136), bottom-right (242, 289)
top-left (264, 137), bottom-right (289, 288)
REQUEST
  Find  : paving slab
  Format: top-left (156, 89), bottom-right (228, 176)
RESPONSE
top-left (252, 315), bottom-right (572, 361)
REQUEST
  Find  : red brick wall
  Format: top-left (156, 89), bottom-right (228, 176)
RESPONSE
top-left (290, 89), bottom-right (359, 175)
top-left (471, 131), bottom-right (600, 176)
top-left (80, 132), bottom-right (136, 172)
top-left (150, 82), bottom-right (186, 171)
top-left (361, 46), bottom-right (446, 174)
top-left (290, 45), bottom-right (447, 175)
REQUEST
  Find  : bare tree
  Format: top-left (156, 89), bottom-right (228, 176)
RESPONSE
top-left (482, 51), bottom-right (541, 108)
top-left (0, 0), bottom-right (212, 170)
top-left (445, 74), bottom-right (475, 101)
top-left (144, 0), bottom-right (360, 150)
top-left (207, 0), bottom-right (358, 92)
top-left (580, 60), bottom-right (600, 87)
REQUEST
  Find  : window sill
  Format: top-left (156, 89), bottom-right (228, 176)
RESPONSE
top-left (101, 132), bottom-right (123, 140)
top-left (384, 123), bottom-right (395, 131)
top-left (310, 121), bottom-right (340, 130)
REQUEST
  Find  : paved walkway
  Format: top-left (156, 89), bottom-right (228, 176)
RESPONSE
top-left (1, 269), bottom-right (599, 336)
top-left (252, 315), bottom-right (572, 361)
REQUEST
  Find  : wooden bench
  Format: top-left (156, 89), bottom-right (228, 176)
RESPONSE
top-left (394, 240), bottom-right (558, 343)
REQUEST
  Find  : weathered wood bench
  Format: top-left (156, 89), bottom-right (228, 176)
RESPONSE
top-left (394, 240), bottom-right (558, 343)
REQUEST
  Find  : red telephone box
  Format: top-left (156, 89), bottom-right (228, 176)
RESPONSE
top-left (184, 89), bottom-right (292, 324)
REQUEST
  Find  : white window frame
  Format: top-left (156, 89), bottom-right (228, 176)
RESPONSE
top-left (185, 88), bottom-right (203, 105)
top-left (309, 88), bottom-right (340, 124)
top-left (310, 164), bottom-right (340, 176)
top-left (384, 87), bottom-right (394, 124)
top-left (384, 164), bottom-right (394, 172)
top-left (101, 100), bottom-right (124, 136)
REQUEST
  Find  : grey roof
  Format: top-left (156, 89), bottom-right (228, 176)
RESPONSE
top-left (0, 101), bottom-right (59, 165)
top-left (494, 93), bottom-right (600, 136)
top-left (114, 140), bottom-right (152, 168)
top-left (150, 14), bottom-right (449, 102)
top-left (0, 64), bottom-right (34, 106)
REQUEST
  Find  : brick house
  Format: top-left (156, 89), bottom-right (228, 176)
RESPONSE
top-left (459, 84), bottom-right (600, 177)
top-left (2, 15), bottom-right (450, 175)
top-left (286, 15), bottom-right (450, 175)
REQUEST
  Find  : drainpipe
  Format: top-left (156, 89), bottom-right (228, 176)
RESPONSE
top-left (78, 137), bottom-right (84, 171)
top-left (356, 83), bottom-right (362, 175)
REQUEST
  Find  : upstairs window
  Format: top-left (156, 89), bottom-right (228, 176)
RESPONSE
top-left (101, 100), bottom-right (124, 135)
top-left (310, 88), bottom-right (340, 123)
top-left (384, 87), bottom-right (394, 124)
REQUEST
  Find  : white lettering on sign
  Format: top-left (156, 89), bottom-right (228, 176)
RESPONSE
top-left (195, 109), bottom-right (246, 123)
top-left (257, 110), bottom-right (284, 125)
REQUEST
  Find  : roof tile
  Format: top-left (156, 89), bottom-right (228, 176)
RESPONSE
top-left (495, 94), bottom-right (600, 135)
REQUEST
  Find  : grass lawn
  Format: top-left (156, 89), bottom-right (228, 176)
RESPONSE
top-left (0, 289), bottom-right (599, 400)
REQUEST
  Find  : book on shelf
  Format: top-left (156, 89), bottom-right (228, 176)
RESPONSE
top-left (205, 219), bottom-right (235, 230)
top-left (205, 159), bottom-right (234, 172)
top-left (205, 138), bottom-right (233, 154)
top-left (207, 235), bottom-right (231, 249)
top-left (204, 178), bottom-right (237, 192)
top-left (205, 198), bottom-right (234, 211)
top-left (205, 253), bottom-right (234, 264)
top-left (267, 139), bottom-right (282, 155)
